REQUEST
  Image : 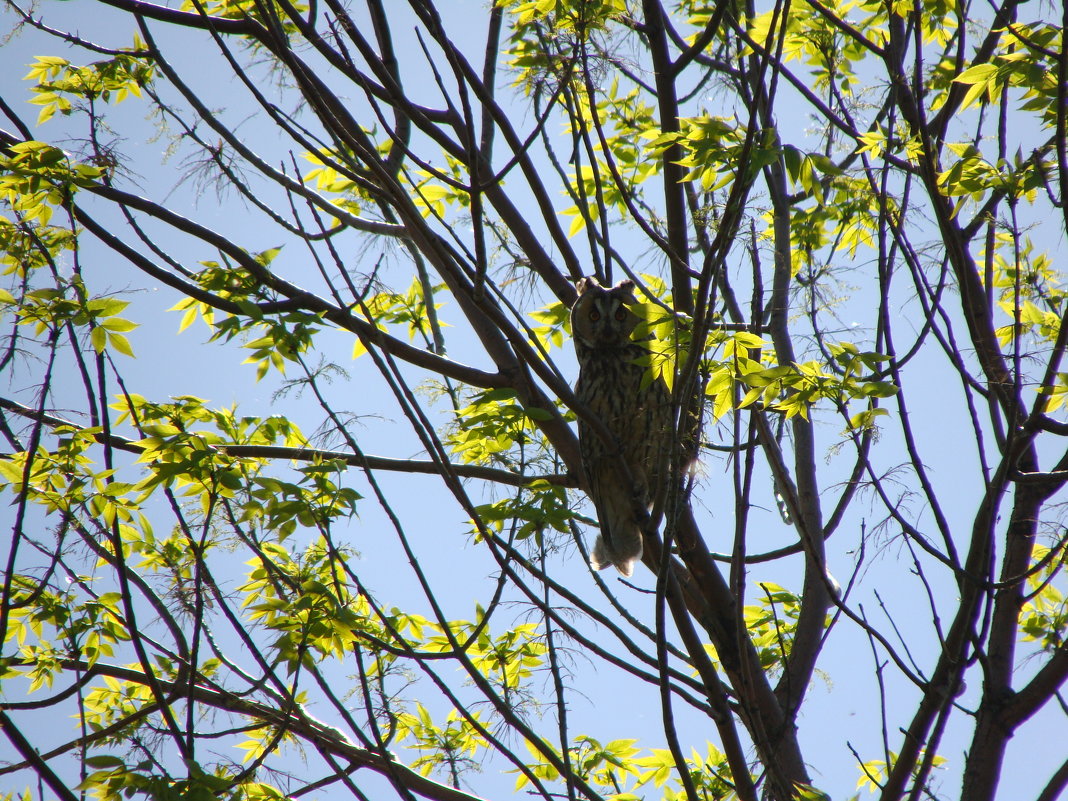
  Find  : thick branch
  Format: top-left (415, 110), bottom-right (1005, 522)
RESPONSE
top-left (640, 0), bottom-right (692, 313)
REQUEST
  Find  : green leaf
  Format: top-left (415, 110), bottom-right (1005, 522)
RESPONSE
top-left (84, 755), bottom-right (127, 768)
top-left (108, 332), bottom-right (135, 357)
top-left (90, 325), bottom-right (107, 353)
top-left (100, 316), bottom-right (138, 332)
top-left (953, 63), bottom-right (998, 85)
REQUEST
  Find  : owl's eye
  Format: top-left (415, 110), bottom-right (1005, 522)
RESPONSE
top-left (589, 309), bottom-right (601, 322)
top-left (614, 308), bottom-right (627, 321)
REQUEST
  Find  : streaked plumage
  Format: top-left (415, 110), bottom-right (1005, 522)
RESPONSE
top-left (571, 277), bottom-right (671, 577)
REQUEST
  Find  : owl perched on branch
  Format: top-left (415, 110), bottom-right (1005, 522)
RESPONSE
top-left (571, 277), bottom-right (672, 577)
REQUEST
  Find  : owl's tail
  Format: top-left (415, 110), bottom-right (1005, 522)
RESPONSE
top-left (590, 511), bottom-right (643, 577)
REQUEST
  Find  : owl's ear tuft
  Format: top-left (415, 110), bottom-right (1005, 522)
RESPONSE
top-left (614, 279), bottom-right (637, 303)
top-left (575, 276), bottom-right (602, 296)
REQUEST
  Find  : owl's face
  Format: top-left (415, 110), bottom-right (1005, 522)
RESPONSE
top-left (571, 277), bottom-right (639, 350)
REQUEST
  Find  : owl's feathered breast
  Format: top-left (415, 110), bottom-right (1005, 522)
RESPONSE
top-left (576, 341), bottom-right (668, 471)
top-left (575, 340), bottom-right (652, 429)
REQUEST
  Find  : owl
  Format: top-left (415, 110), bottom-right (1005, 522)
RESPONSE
top-left (571, 277), bottom-right (672, 577)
